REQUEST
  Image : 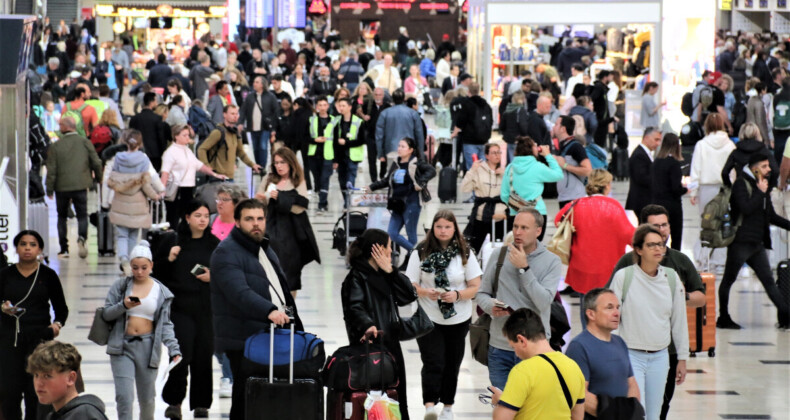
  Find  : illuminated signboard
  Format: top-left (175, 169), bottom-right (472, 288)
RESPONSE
top-left (419, 3), bottom-right (448, 9)
top-left (246, 0), bottom-right (306, 28)
top-left (309, 0), bottom-right (327, 13)
top-left (339, 2), bottom-right (371, 8)
top-left (94, 5), bottom-right (226, 18)
top-left (719, 0), bottom-right (731, 9)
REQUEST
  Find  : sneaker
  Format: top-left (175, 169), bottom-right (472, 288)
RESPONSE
top-left (439, 408), bottom-right (454, 420)
top-left (57, 251), bottom-right (69, 259)
top-left (219, 378), bottom-right (232, 398)
top-left (164, 405), bottom-right (181, 419)
top-left (120, 259), bottom-right (131, 277)
top-left (716, 315), bottom-right (742, 330)
top-left (77, 237), bottom-right (88, 259)
top-left (559, 286), bottom-right (577, 295)
top-left (194, 408), bottom-right (209, 418)
top-left (424, 406), bottom-right (438, 420)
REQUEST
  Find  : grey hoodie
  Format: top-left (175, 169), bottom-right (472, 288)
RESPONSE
top-left (112, 150), bottom-right (151, 173)
top-left (48, 394), bottom-right (107, 420)
top-left (475, 242), bottom-right (562, 350)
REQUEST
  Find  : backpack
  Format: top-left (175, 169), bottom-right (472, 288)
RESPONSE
top-left (731, 99), bottom-right (748, 137)
top-left (63, 102), bottom-right (88, 137)
top-left (470, 101), bottom-right (493, 141)
top-left (188, 105), bottom-right (216, 140)
top-left (205, 126), bottom-right (228, 164)
top-left (586, 143), bottom-right (608, 169)
top-left (681, 92), bottom-right (694, 117)
top-left (699, 86), bottom-right (714, 111)
top-left (774, 99), bottom-right (790, 130)
top-left (571, 114), bottom-right (587, 138)
top-left (699, 182), bottom-right (752, 249)
top-left (90, 125), bottom-right (113, 155)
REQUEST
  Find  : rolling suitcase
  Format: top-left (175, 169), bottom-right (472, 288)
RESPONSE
top-left (246, 322), bottom-right (323, 420)
top-left (609, 146), bottom-right (629, 181)
top-left (438, 137), bottom-right (457, 203)
top-left (777, 260), bottom-right (790, 326)
top-left (28, 199), bottom-right (50, 259)
top-left (97, 190), bottom-right (114, 256)
top-left (688, 273), bottom-right (716, 357)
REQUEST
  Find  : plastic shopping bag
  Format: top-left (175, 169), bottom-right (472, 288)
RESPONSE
top-left (364, 391), bottom-right (401, 420)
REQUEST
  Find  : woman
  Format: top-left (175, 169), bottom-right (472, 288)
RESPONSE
top-left (103, 241), bottom-right (181, 420)
top-left (154, 104), bottom-right (173, 145)
top-left (640, 82), bottom-right (663, 128)
top-left (405, 211), bottom-right (482, 420)
top-left (254, 148), bottom-right (320, 297)
top-left (420, 49), bottom-right (436, 80)
top-left (351, 81), bottom-right (374, 119)
top-left (746, 81), bottom-right (771, 148)
top-left (165, 78), bottom-right (191, 111)
top-left (340, 229), bottom-right (417, 420)
top-left (610, 225), bottom-right (689, 420)
top-left (607, 70), bottom-right (622, 119)
top-left (158, 200), bottom-right (219, 419)
top-left (166, 95), bottom-right (189, 128)
top-left (721, 122), bottom-right (778, 188)
top-left (288, 63), bottom-right (312, 99)
top-left (332, 87), bottom-right (351, 116)
top-left (228, 68), bottom-right (251, 107)
top-left (555, 170), bottom-right (634, 326)
top-left (222, 51), bottom-right (244, 80)
top-left (500, 136), bottom-right (563, 241)
top-left (499, 91), bottom-right (530, 162)
top-left (721, 74), bottom-right (737, 119)
top-left (652, 133), bottom-right (687, 250)
top-left (0, 230), bottom-right (68, 420)
top-left (461, 143), bottom-right (508, 252)
top-left (292, 97), bottom-right (314, 191)
top-left (160, 124), bottom-right (227, 229)
top-left (95, 106), bottom-right (122, 147)
top-left (689, 113), bottom-right (736, 270)
top-left (274, 96), bottom-right (296, 151)
top-left (368, 137), bottom-right (433, 253)
top-left (108, 129), bottom-right (165, 276)
top-left (403, 63), bottom-right (428, 99)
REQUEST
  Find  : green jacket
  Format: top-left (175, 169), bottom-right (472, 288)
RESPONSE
top-left (45, 132), bottom-right (102, 194)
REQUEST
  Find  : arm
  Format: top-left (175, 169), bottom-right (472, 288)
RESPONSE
top-left (669, 159), bottom-right (688, 198)
top-left (237, 95), bottom-right (249, 127)
top-left (721, 153), bottom-right (736, 187)
top-left (237, 134), bottom-right (258, 168)
top-left (375, 115), bottom-right (385, 159)
top-left (565, 158), bottom-right (592, 178)
top-left (102, 279), bottom-right (130, 321)
top-left (689, 143), bottom-right (702, 198)
top-left (520, 255), bottom-right (560, 315)
top-left (46, 272), bottom-right (69, 326)
top-left (630, 152), bottom-right (652, 189)
top-left (571, 403), bottom-right (585, 420)
top-left (781, 154), bottom-right (790, 191)
top-left (461, 165), bottom-right (477, 193)
top-left (669, 269), bottom-right (690, 362)
top-left (197, 130), bottom-right (221, 165)
top-left (627, 376), bottom-right (640, 399)
top-left (341, 275), bottom-right (376, 341)
top-left (45, 144), bottom-right (57, 195)
top-left (500, 166), bottom-right (511, 207)
top-left (474, 249), bottom-right (501, 316)
top-left (492, 406), bottom-right (517, 420)
top-left (536, 155), bottom-right (565, 182)
top-left (158, 297), bottom-right (181, 358)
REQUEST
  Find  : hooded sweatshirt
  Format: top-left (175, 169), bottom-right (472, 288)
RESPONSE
top-left (689, 130), bottom-right (736, 197)
top-left (720, 138), bottom-right (778, 187)
top-left (501, 154), bottom-right (563, 215)
top-left (108, 150), bottom-right (164, 228)
top-left (48, 394), bottom-right (108, 420)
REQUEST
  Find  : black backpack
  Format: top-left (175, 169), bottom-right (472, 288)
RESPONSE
top-left (731, 99), bottom-right (748, 137)
top-left (470, 101), bottom-right (493, 141)
top-left (681, 92), bottom-right (694, 117)
top-left (205, 126), bottom-right (228, 164)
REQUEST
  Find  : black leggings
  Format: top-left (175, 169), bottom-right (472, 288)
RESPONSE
top-left (719, 242), bottom-right (790, 323)
top-left (0, 331), bottom-right (49, 420)
top-left (416, 320), bottom-right (470, 405)
top-left (164, 186), bottom-right (195, 230)
top-left (161, 308), bottom-right (214, 410)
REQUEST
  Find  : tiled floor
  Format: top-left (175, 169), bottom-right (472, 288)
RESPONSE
top-left (32, 139), bottom-right (789, 420)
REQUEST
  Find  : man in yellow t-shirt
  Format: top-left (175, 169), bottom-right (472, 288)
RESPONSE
top-left (491, 308), bottom-right (586, 420)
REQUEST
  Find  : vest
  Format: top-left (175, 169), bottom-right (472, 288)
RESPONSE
top-left (309, 115), bottom-right (335, 160)
top-left (333, 115), bottom-right (365, 162)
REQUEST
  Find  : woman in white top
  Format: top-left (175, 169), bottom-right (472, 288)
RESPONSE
top-left (405, 210), bottom-right (482, 420)
top-left (160, 125), bottom-right (227, 228)
top-left (165, 78), bottom-right (191, 112)
top-left (609, 225), bottom-right (689, 420)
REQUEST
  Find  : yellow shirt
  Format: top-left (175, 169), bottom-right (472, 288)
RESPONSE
top-left (499, 352), bottom-right (586, 420)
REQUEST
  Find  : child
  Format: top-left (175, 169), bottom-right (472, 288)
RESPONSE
top-left (26, 340), bottom-right (108, 420)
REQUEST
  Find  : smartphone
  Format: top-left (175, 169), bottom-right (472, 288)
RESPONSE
top-left (472, 153), bottom-right (479, 162)
top-left (493, 300), bottom-right (510, 309)
top-left (191, 264), bottom-right (207, 276)
top-left (753, 169), bottom-right (763, 182)
top-left (129, 296), bottom-right (141, 303)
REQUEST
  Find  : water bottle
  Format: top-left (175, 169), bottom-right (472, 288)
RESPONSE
top-left (722, 212), bottom-right (732, 238)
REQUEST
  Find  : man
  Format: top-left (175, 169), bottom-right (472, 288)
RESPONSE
top-left (245, 48), bottom-right (269, 82)
top-left (565, 64), bottom-right (585, 99)
top-left (718, 153), bottom-right (790, 330)
top-left (770, 67), bottom-right (786, 96)
top-left (210, 199), bottom-right (302, 420)
top-left (452, 81), bottom-right (493, 171)
top-left (568, 96), bottom-right (598, 146)
top-left (278, 39), bottom-right (297, 67)
top-left (396, 26), bottom-right (410, 65)
top-left (367, 47), bottom-right (385, 72)
top-left (46, 115), bottom-right (102, 259)
top-left (337, 51), bottom-right (364, 92)
top-left (441, 64), bottom-right (461, 96)
top-left (436, 33), bottom-right (456, 66)
top-left (270, 74), bottom-right (294, 103)
top-left (589, 70), bottom-right (612, 123)
top-left (565, 289), bottom-right (640, 419)
top-left (111, 40), bottom-right (130, 101)
top-left (609, 204), bottom-right (705, 420)
top-left (145, 47), bottom-right (163, 70)
top-left (362, 87), bottom-right (391, 182)
top-left (557, 39), bottom-right (590, 84)
top-left (208, 80), bottom-right (234, 124)
top-left (312, 42), bottom-right (332, 77)
top-left (375, 89), bottom-right (425, 164)
top-left (239, 76), bottom-right (279, 169)
top-left (129, 92), bottom-right (167, 171)
top-left (147, 53), bottom-right (173, 89)
top-left (237, 42), bottom-right (253, 68)
top-left (189, 52), bottom-right (214, 104)
top-left (717, 41), bottom-right (737, 75)
top-left (625, 127), bottom-right (661, 218)
top-left (98, 84), bottom-right (124, 129)
top-left (309, 66), bottom-right (338, 98)
top-left (490, 308), bottom-right (585, 420)
top-left (357, 44), bottom-right (374, 73)
top-left (692, 71), bottom-right (732, 134)
top-left (774, 79), bottom-right (790, 167)
top-left (475, 208), bottom-right (562, 390)
top-left (308, 96), bottom-right (336, 213)
top-left (373, 54), bottom-right (401, 94)
top-left (64, 86), bottom-right (98, 138)
top-left (96, 49), bottom-right (119, 102)
top-left (552, 115), bottom-right (592, 209)
top-left (199, 104), bottom-right (263, 179)
top-left (527, 96), bottom-right (553, 147)
top-left (332, 98), bottom-right (365, 203)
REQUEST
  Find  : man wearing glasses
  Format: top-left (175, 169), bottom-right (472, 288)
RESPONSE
top-left (625, 127), bottom-right (662, 219)
top-left (608, 204), bottom-right (705, 420)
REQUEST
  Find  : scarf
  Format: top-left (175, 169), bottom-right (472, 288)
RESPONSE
top-left (420, 241), bottom-right (460, 319)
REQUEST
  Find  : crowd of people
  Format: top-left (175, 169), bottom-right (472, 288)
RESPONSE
top-left (3, 17), bottom-right (790, 420)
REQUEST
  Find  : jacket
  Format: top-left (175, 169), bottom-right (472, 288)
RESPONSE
top-left (238, 90), bottom-right (279, 131)
top-left (47, 394), bottom-right (107, 420)
top-left (309, 78), bottom-right (338, 98)
top-left (501, 155), bottom-right (563, 215)
top-left (689, 131), bottom-right (736, 197)
top-left (45, 131), bottom-right (102, 194)
top-left (375, 104), bottom-right (425, 158)
top-left (526, 111), bottom-right (552, 146)
top-left (107, 170), bottom-right (160, 229)
top-left (340, 260), bottom-right (417, 344)
top-left (128, 108), bottom-right (167, 161)
top-left (153, 229), bottom-right (220, 313)
top-left (147, 63), bottom-right (173, 88)
top-left (461, 161), bottom-right (507, 220)
top-left (731, 170), bottom-right (790, 247)
top-left (370, 156), bottom-right (435, 205)
top-left (625, 145), bottom-right (653, 215)
top-left (197, 124), bottom-right (257, 178)
top-left (188, 64), bottom-right (214, 104)
top-left (419, 58), bottom-right (436, 78)
top-left (746, 92), bottom-right (771, 146)
top-left (499, 103), bottom-right (529, 143)
top-left (102, 276), bottom-right (181, 368)
top-left (454, 95), bottom-right (493, 145)
top-left (721, 138), bottom-right (778, 187)
top-left (651, 157), bottom-right (687, 203)
top-left (165, 104), bottom-right (188, 127)
top-left (210, 228), bottom-right (303, 351)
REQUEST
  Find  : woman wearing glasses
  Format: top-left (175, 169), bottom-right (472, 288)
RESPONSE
top-left (609, 224), bottom-right (689, 420)
top-left (460, 143), bottom-right (508, 252)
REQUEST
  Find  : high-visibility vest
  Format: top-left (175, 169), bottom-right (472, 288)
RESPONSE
top-left (332, 115), bottom-right (365, 162)
top-left (308, 115), bottom-right (335, 160)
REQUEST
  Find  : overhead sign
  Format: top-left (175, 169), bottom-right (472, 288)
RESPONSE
top-left (246, 0), bottom-right (306, 28)
top-left (94, 5), bottom-right (227, 18)
top-left (719, 0), bottom-right (731, 10)
top-left (309, 0), bottom-right (327, 14)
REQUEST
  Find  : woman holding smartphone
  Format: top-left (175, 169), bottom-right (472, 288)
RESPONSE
top-left (155, 200), bottom-right (220, 419)
top-left (103, 241), bottom-right (181, 420)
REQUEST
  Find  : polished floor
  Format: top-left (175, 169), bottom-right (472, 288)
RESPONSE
top-left (31, 139), bottom-right (789, 420)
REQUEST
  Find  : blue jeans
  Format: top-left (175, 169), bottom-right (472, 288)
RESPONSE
top-left (116, 225), bottom-right (146, 261)
top-left (308, 158), bottom-right (333, 208)
top-left (629, 348), bottom-right (669, 420)
top-left (388, 195), bottom-right (420, 251)
top-left (215, 352), bottom-right (233, 381)
top-left (506, 143), bottom-right (516, 163)
top-left (338, 160), bottom-right (360, 203)
top-left (463, 144), bottom-right (486, 171)
top-left (250, 130), bottom-right (271, 168)
top-left (487, 346), bottom-right (520, 391)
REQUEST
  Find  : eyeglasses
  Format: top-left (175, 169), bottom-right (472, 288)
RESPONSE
top-left (215, 197), bottom-right (233, 203)
top-left (643, 242), bottom-right (666, 250)
top-left (651, 223), bottom-right (670, 230)
top-left (478, 393), bottom-right (494, 407)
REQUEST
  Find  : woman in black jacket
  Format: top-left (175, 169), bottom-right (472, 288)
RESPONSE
top-left (292, 97), bottom-right (314, 190)
top-left (651, 133), bottom-right (688, 250)
top-left (274, 96), bottom-right (296, 151)
top-left (156, 199), bottom-right (220, 419)
top-left (721, 122), bottom-right (778, 188)
top-left (341, 229), bottom-right (418, 420)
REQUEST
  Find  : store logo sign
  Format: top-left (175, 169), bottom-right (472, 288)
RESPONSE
top-left (156, 4), bottom-right (173, 16)
top-left (309, 0), bottom-right (328, 13)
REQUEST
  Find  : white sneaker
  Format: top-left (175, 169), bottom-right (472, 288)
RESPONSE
top-left (219, 378), bottom-right (232, 398)
top-left (424, 406), bottom-right (438, 420)
top-left (438, 408), bottom-right (453, 420)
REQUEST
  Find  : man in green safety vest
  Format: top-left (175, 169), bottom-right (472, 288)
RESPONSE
top-left (332, 98), bottom-right (365, 206)
top-left (308, 95), bottom-right (335, 213)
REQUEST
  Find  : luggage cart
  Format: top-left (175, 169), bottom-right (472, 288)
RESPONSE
top-left (343, 184), bottom-right (388, 265)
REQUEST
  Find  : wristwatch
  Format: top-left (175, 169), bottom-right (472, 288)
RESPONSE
top-left (54, 322), bottom-right (63, 328)
top-left (518, 266), bottom-right (530, 274)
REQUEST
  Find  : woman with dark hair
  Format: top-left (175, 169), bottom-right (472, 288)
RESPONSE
top-left (165, 95), bottom-right (188, 127)
top-left (405, 210), bottom-right (482, 420)
top-left (0, 230), bottom-right (68, 420)
top-left (341, 229), bottom-right (417, 420)
top-left (640, 82), bottom-right (663, 128)
top-left (255, 147), bottom-right (320, 297)
top-left (165, 78), bottom-right (191, 111)
top-left (652, 133), bottom-right (688, 250)
top-left (156, 200), bottom-right (220, 419)
top-left (292, 97), bottom-right (314, 190)
top-left (274, 96), bottom-right (296, 151)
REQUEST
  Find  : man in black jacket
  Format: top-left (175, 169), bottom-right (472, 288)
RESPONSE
top-left (527, 95), bottom-right (552, 147)
top-left (590, 70), bottom-right (611, 122)
top-left (362, 88), bottom-right (391, 181)
top-left (625, 127), bottom-right (661, 218)
top-left (128, 92), bottom-right (166, 171)
top-left (718, 153), bottom-right (790, 330)
top-left (451, 82), bottom-right (492, 172)
top-left (210, 199), bottom-right (302, 420)
top-left (147, 53), bottom-right (172, 89)
top-left (239, 75), bottom-right (279, 168)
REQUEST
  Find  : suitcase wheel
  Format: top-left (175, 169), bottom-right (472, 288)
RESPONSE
top-left (689, 352), bottom-right (696, 358)
top-left (708, 348), bottom-right (715, 357)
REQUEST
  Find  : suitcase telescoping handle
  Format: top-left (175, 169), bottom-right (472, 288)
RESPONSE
top-left (268, 319), bottom-right (296, 385)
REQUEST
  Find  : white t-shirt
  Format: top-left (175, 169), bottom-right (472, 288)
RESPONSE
top-left (161, 143), bottom-right (204, 187)
top-left (405, 251), bottom-right (483, 325)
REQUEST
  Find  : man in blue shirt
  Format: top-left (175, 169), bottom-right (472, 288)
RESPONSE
top-left (566, 288), bottom-right (640, 418)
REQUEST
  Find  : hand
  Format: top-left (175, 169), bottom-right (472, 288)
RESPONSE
top-left (781, 181), bottom-right (787, 191)
top-left (364, 186), bottom-right (372, 193)
top-left (195, 268), bottom-right (210, 283)
top-left (371, 243), bottom-right (393, 273)
top-left (508, 244), bottom-right (528, 271)
top-left (49, 322), bottom-right (61, 337)
top-left (47, 194), bottom-right (53, 200)
top-left (124, 296), bottom-right (142, 309)
top-left (237, 124), bottom-right (245, 132)
top-left (489, 386), bottom-right (503, 405)
top-left (539, 145), bottom-right (551, 157)
top-left (363, 115), bottom-right (371, 121)
top-left (471, 159), bottom-right (482, 169)
top-left (495, 166), bottom-right (505, 175)
top-left (586, 392), bottom-right (599, 416)
top-left (252, 164), bottom-right (263, 173)
top-left (553, 155), bottom-right (566, 167)
top-left (159, 192), bottom-right (166, 199)
top-left (168, 246), bottom-right (181, 262)
top-left (338, 138), bottom-right (346, 145)
top-left (268, 310), bottom-right (290, 326)
top-left (425, 288), bottom-right (441, 301)
top-left (689, 196), bottom-right (697, 205)
top-left (215, 174), bottom-right (229, 181)
top-left (172, 355), bottom-right (182, 364)
top-left (379, 157), bottom-right (386, 162)
top-left (361, 325), bottom-right (378, 342)
top-left (269, 189), bottom-right (279, 200)
top-left (492, 306), bottom-right (510, 317)
top-left (440, 290), bottom-right (460, 303)
top-left (758, 177), bottom-right (769, 193)
top-left (315, 136), bottom-right (326, 143)
top-left (676, 360), bottom-right (687, 385)
top-left (1, 301), bottom-right (15, 316)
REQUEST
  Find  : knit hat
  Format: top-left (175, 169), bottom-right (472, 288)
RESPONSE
top-left (129, 240), bottom-right (153, 262)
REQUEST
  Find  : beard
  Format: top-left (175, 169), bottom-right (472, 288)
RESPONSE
top-left (241, 225), bottom-right (266, 243)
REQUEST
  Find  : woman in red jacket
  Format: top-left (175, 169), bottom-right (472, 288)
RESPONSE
top-left (555, 169), bottom-right (635, 326)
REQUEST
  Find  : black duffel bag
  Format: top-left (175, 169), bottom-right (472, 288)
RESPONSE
top-left (321, 340), bottom-right (398, 391)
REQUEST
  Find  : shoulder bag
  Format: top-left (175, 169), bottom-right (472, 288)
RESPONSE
top-left (547, 199), bottom-right (579, 265)
top-left (469, 246), bottom-right (508, 366)
top-left (398, 303), bottom-right (434, 341)
top-left (507, 166), bottom-right (537, 212)
top-left (88, 280), bottom-right (129, 345)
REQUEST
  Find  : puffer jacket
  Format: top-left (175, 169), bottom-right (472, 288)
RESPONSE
top-left (689, 131), bottom-right (736, 197)
top-left (340, 260), bottom-right (417, 344)
top-left (369, 156), bottom-right (436, 204)
top-left (107, 171), bottom-right (160, 228)
top-left (501, 154), bottom-right (563, 215)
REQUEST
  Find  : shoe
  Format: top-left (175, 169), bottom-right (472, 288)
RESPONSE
top-left (716, 315), bottom-right (742, 330)
top-left (776, 322), bottom-right (789, 331)
top-left (77, 237), bottom-right (88, 259)
top-left (194, 408), bottom-right (209, 418)
top-left (219, 378), bottom-right (232, 398)
top-left (120, 259), bottom-right (131, 277)
top-left (57, 251), bottom-right (69, 259)
top-left (559, 286), bottom-right (577, 295)
top-left (317, 207), bottom-right (328, 214)
top-left (424, 406), bottom-right (438, 420)
top-left (439, 408), bottom-right (454, 420)
top-left (164, 405), bottom-right (181, 419)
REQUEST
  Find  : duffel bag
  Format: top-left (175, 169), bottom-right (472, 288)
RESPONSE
top-left (242, 326), bottom-right (325, 379)
top-left (321, 341), bottom-right (398, 391)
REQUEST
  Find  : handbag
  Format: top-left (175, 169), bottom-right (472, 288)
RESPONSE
top-left (387, 197), bottom-right (406, 214)
top-left (242, 326), bottom-right (326, 379)
top-left (507, 167), bottom-right (537, 212)
top-left (547, 199), bottom-right (579, 265)
top-left (469, 246), bottom-right (507, 366)
top-left (88, 307), bottom-right (112, 345)
top-left (398, 303), bottom-right (434, 341)
top-left (321, 341), bottom-right (399, 391)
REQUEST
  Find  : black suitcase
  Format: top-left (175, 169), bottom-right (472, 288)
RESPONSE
top-left (97, 209), bottom-right (115, 256)
top-left (246, 323), bottom-right (323, 420)
top-left (778, 260), bottom-right (790, 326)
top-left (438, 137), bottom-right (457, 203)
top-left (609, 146), bottom-right (629, 180)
